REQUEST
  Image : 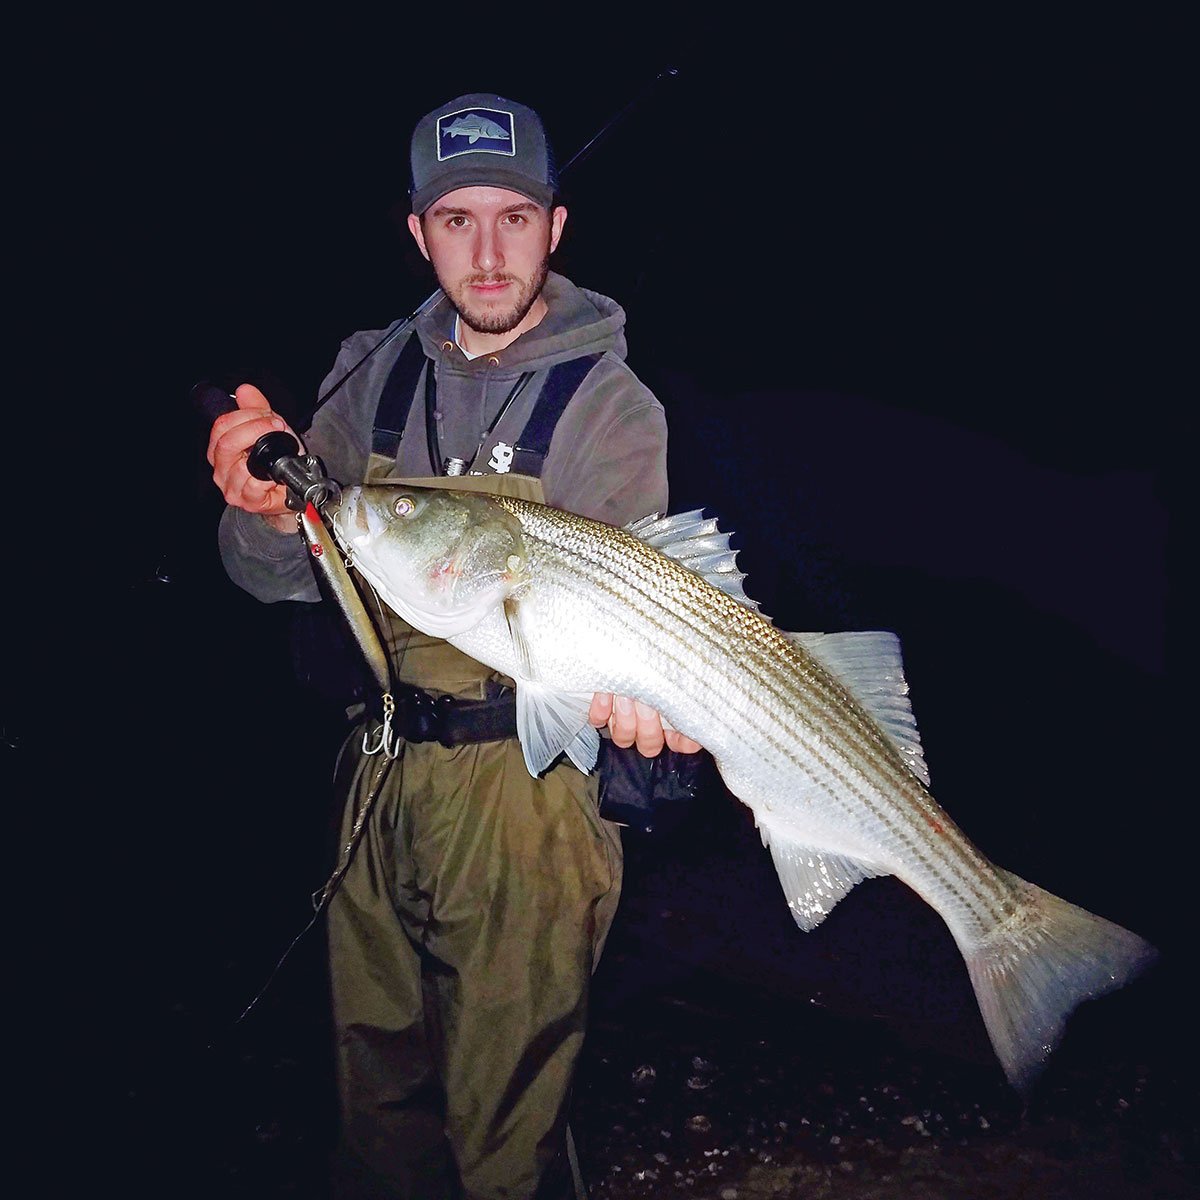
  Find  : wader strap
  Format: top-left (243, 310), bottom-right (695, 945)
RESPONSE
top-left (370, 341), bottom-right (603, 479)
top-left (508, 352), bottom-right (603, 477)
top-left (371, 334), bottom-right (429, 460)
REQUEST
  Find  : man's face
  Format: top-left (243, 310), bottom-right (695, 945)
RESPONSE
top-left (408, 186), bottom-right (567, 338)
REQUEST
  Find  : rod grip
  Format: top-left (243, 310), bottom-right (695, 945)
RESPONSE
top-left (190, 381), bottom-right (303, 486)
top-left (191, 381), bottom-right (238, 426)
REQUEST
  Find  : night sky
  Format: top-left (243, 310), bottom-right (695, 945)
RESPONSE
top-left (10, 11), bottom-right (1186, 1194)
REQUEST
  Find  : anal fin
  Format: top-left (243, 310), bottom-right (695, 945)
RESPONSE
top-left (761, 828), bottom-right (882, 931)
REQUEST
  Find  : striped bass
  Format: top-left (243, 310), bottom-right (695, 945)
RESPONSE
top-left (328, 482), bottom-right (1157, 1093)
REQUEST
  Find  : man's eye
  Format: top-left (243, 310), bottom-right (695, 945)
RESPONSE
top-left (502, 213), bottom-right (527, 226)
top-left (448, 216), bottom-right (468, 228)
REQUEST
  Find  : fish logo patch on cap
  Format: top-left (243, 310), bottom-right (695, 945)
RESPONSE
top-left (437, 107), bottom-right (516, 160)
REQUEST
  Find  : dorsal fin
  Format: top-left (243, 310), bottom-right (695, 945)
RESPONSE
top-left (626, 509), bottom-right (764, 614)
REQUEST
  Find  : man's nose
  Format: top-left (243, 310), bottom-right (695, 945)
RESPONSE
top-left (473, 227), bottom-right (503, 274)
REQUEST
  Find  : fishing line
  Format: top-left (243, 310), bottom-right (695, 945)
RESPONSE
top-left (235, 576), bottom-right (408, 1026)
top-left (236, 751), bottom-right (398, 1025)
top-left (427, 367), bottom-right (534, 475)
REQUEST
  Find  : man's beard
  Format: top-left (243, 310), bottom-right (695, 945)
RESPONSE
top-left (443, 253), bottom-right (551, 336)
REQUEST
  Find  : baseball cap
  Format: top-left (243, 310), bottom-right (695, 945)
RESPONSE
top-left (409, 93), bottom-right (558, 215)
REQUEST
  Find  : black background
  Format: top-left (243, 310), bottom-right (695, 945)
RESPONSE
top-left (7, 10), bottom-right (1188, 1196)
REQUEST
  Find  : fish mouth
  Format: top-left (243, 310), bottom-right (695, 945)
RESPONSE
top-left (328, 486), bottom-right (374, 550)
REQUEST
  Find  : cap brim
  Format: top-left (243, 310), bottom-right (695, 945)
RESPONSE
top-left (412, 168), bottom-right (554, 214)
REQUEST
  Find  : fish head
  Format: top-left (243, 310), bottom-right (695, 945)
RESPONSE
top-left (329, 484), bottom-right (528, 637)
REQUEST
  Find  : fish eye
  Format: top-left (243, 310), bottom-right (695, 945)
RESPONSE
top-left (393, 496), bottom-right (416, 517)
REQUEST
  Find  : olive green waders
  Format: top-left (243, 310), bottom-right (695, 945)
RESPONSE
top-left (327, 472), bottom-right (623, 1200)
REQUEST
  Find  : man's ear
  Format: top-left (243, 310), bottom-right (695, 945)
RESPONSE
top-left (549, 206), bottom-right (567, 254)
top-left (407, 213), bottom-right (431, 262)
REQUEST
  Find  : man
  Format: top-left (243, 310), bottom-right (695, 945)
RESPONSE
top-left (208, 92), bottom-right (698, 1199)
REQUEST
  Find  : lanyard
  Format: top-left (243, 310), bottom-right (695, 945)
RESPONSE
top-left (424, 363), bottom-right (534, 475)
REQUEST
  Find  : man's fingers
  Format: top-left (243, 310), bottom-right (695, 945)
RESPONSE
top-left (234, 383), bottom-right (272, 412)
top-left (606, 695), bottom-right (637, 749)
top-left (598, 694), bottom-right (704, 757)
top-left (208, 407), bottom-right (287, 468)
top-left (589, 693), bottom-right (614, 728)
top-left (665, 729), bottom-right (704, 754)
top-left (632, 699), bottom-right (666, 757)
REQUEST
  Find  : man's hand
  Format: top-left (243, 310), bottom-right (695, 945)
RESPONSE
top-left (207, 384), bottom-right (302, 532)
top-left (589, 694), bottom-right (703, 758)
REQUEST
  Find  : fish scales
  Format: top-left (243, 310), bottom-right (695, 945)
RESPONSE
top-left (444, 496), bottom-right (1014, 942)
top-left (329, 483), bottom-right (1158, 1092)
top-left (499, 495), bottom-right (1009, 930)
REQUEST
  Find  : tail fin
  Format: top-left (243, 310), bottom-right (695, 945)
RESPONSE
top-left (963, 872), bottom-right (1158, 1094)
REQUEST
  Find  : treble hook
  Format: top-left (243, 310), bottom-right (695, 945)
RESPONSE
top-left (362, 691), bottom-right (401, 759)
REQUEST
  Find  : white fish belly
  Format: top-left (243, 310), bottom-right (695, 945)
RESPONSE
top-left (456, 554), bottom-right (1011, 952)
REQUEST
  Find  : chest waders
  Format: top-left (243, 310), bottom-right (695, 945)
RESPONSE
top-left (326, 340), bottom-right (614, 1200)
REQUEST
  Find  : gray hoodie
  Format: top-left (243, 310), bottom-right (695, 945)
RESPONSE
top-left (219, 272), bottom-right (669, 603)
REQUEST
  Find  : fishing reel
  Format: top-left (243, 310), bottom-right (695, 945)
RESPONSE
top-left (192, 382), bottom-right (339, 511)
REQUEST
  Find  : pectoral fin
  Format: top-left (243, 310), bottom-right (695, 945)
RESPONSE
top-left (504, 595), bottom-right (599, 776)
top-left (515, 684), bottom-right (600, 777)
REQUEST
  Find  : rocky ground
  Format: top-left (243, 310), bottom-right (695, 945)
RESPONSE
top-left (82, 573), bottom-right (1189, 1199)
top-left (104, 788), bottom-right (1193, 1200)
top-left (575, 968), bottom-right (1192, 1200)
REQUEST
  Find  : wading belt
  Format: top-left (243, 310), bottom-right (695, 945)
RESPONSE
top-left (389, 681), bottom-right (518, 746)
top-left (370, 337), bottom-right (603, 747)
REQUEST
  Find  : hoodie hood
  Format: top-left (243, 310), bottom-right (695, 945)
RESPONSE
top-left (413, 272), bottom-right (629, 373)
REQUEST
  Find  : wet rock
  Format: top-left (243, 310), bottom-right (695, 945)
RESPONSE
top-left (630, 1064), bottom-right (656, 1091)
